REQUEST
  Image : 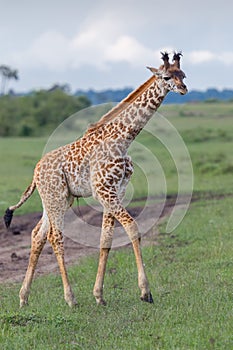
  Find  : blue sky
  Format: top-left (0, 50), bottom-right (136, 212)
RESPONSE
top-left (1, 0), bottom-right (233, 92)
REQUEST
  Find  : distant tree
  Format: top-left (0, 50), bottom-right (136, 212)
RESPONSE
top-left (47, 83), bottom-right (71, 94)
top-left (0, 65), bottom-right (19, 95)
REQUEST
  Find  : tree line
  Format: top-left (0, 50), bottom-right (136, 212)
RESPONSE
top-left (0, 65), bottom-right (91, 137)
top-left (0, 87), bottom-right (91, 137)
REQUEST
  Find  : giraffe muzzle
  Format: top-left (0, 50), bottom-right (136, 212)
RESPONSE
top-left (179, 84), bottom-right (188, 95)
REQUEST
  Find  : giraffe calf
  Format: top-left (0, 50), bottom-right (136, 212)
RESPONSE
top-left (4, 52), bottom-right (187, 307)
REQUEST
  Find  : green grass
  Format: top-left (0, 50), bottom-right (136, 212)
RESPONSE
top-left (1, 101), bottom-right (233, 349)
top-left (0, 196), bottom-right (233, 349)
top-left (0, 137), bottom-right (46, 215)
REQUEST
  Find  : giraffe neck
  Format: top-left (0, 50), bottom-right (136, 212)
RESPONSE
top-left (84, 76), bottom-right (168, 151)
top-left (103, 77), bottom-right (168, 147)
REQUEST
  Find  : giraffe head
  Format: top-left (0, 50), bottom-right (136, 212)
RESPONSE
top-left (147, 52), bottom-right (188, 95)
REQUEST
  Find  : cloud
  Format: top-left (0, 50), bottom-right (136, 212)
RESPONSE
top-left (219, 52), bottom-right (233, 65)
top-left (105, 36), bottom-right (160, 67)
top-left (8, 27), bottom-right (163, 72)
top-left (11, 31), bottom-right (72, 71)
top-left (70, 17), bottom-right (122, 69)
top-left (187, 51), bottom-right (215, 64)
top-left (5, 15), bottom-right (184, 72)
top-left (7, 28), bottom-right (179, 74)
top-left (11, 23), bottom-right (233, 75)
top-left (8, 18), bottom-right (126, 71)
top-left (187, 50), bottom-right (233, 65)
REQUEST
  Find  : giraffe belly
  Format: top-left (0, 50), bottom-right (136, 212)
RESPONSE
top-left (65, 170), bottom-right (93, 198)
top-left (73, 184), bottom-right (92, 198)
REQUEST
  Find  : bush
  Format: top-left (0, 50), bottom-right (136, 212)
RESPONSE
top-left (0, 90), bottom-right (91, 137)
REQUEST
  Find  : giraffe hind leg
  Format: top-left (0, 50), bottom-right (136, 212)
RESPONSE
top-left (19, 215), bottom-right (48, 307)
top-left (47, 213), bottom-right (77, 308)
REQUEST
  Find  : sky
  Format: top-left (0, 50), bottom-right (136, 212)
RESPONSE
top-left (1, 0), bottom-right (233, 93)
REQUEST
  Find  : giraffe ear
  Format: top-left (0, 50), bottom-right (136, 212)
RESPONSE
top-left (147, 66), bottom-right (162, 77)
top-left (147, 66), bottom-right (158, 74)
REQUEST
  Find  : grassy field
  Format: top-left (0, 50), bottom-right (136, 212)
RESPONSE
top-left (0, 196), bottom-right (233, 349)
top-left (1, 101), bottom-right (233, 349)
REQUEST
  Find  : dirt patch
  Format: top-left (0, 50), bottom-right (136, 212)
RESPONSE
top-left (0, 198), bottom-right (179, 284)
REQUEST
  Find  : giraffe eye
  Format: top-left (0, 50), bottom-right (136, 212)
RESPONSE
top-left (164, 77), bottom-right (171, 81)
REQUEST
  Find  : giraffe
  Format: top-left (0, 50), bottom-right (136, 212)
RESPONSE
top-left (4, 52), bottom-right (187, 308)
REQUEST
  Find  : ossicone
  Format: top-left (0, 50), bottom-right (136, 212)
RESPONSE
top-left (160, 51), bottom-right (170, 69)
top-left (173, 51), bottom-right (183, 68)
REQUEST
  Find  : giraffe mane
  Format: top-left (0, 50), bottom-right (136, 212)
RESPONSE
top-left (85, 75), bottom-right (157, 133)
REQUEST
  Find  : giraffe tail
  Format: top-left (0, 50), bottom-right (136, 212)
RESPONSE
top-left (4, 179), bottom-right (36, 229)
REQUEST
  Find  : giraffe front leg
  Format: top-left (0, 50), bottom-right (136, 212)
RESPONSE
top-left (114, 211), bottom-right (154, 304)
top-left (93, 211), bottom-right (114, 305)
top-left (132, 237), bottom-right (154, 303)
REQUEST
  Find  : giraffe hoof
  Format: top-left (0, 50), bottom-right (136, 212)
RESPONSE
top-left (96, 298), bottom-right (107, 306)
top-left (140, 292), bottom-right (154, 304)
top-left (69, 300), bottom-right (78, 308)
top-left (20, 299), bottom-right (29, 308)
top-left (66, 298), bottom-right (78, 308)
top-left (65, 292), bottom-right (78, 308)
